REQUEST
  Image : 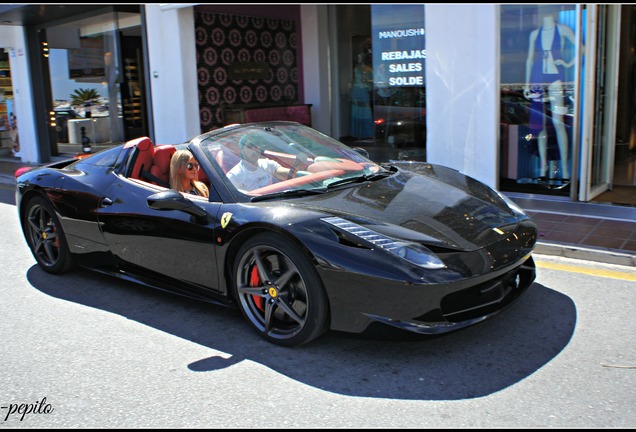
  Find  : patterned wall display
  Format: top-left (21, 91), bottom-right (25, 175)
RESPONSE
top-left (195, 12), bottom-right (299, 132)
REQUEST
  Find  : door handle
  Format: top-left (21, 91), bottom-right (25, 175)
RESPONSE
top-left (100, 197), bottom-right (113, 207)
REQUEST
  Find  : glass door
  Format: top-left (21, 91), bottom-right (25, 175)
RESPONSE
top-left (0, 48), bottom-right (16, 157)
top-left (578, 4), bottom-right (620, 201)
top-left (43, 10), bottom-right (144, 156)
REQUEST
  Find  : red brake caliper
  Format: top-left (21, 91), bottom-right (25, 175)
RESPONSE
top-left (249, 264), bottom-right (264, 311)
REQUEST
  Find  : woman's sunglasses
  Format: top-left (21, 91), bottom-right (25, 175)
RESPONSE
top-left (187, 162), bottom-right (200, 170)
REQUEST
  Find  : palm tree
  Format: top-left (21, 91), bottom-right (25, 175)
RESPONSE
top-left (70, 88), bottom-right (101, 107)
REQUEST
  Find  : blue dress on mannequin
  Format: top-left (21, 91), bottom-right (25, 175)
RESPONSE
top-left (351, 63), bottom-right (374, 139)
top-left (528, 24), bottom-right (564, 161)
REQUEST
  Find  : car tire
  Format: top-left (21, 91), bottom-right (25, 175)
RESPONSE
top-left (24, 195), bottom-right (75, 274)
top-left (232, 232), bottom-right (329, 347)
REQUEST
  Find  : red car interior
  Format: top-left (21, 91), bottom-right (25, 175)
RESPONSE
top-left (149, 145), bottom-right (176, 186)
top-left (125, 134), bottom-right (365, 194)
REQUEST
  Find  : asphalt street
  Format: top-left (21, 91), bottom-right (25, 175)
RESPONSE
top-left (0, 198), bottom-right (635, 428)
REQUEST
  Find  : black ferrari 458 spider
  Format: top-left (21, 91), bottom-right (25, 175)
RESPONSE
top-left (16, 121), bottom-right (538, 346)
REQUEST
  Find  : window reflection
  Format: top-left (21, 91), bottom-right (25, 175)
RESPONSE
top-left (44, 11), bottom-right (144, 155)
top-left (351, 4), bottom-right (426, 163)
top-left (500, 4), bottom-right (579, 194)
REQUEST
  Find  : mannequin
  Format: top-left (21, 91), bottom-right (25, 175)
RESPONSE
top-left (351, 53), bottom-right (374, 139)
top-left (523, 10), bottom-right (577, 181)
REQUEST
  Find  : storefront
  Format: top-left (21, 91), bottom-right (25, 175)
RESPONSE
top-left (0, 5), bottom-right (146, 161)
top-left (326, 4), bottom-right (634, 209)
top-left (0, 3), bottom-right (634, 212)
top-left (36, 6), bottom-right (146, 158)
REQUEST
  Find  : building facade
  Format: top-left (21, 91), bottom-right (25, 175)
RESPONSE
top-left (0, 3), bottom-right (634, 216)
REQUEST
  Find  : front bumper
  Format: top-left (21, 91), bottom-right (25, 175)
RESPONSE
top-left (321, 255), bottom-right (536, 335)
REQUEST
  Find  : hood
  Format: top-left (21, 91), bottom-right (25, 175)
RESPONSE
top-left (293, 163), bottom-right (526, 251)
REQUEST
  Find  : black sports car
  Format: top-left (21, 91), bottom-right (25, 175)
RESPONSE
top-left (16, 121), bottom-right (538, 347)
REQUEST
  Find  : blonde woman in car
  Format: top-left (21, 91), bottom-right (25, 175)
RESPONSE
top-left (169, 149), bottom-right (209, 197)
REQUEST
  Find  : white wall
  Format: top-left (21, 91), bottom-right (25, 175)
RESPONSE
top-left (425, 4), bottom-right (500, 188)
top-left (0, 26), bottom-right (39, 163)
top-left (144, 5), bottom-right (200, 144)
top-left (301, 4), bottom-right (331, 136)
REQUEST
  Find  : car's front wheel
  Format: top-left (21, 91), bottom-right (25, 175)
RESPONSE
top-left (23, 196), bottom-right (75, 274)
top-left (232, 233), bottom-right (329, 347)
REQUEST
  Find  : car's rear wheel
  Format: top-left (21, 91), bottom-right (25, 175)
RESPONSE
top-left (232, 233), bottom-right (328, 347)
top-left (24, 196), bottom-right (75, 274)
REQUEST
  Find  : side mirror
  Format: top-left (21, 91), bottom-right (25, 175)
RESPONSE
top-left (147, 190), bottom-right (210, 223)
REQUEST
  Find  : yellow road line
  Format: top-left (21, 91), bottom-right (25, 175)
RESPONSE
top-left (536, 260), bottom-right (636, 281)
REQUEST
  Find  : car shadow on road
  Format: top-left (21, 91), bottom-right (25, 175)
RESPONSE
top-left (26, 264), bottom-right (576, 401)
top-left (0, 184), bottom-right (17, 206)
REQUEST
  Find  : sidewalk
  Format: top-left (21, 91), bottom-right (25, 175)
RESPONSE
top-left (2, 156), bottom-right (635, 267)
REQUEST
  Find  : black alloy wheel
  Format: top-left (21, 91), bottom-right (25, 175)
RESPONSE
top-left (24, 196), bottom-right (75, 274)
top-left (233, 232), bottom-right (329, 347)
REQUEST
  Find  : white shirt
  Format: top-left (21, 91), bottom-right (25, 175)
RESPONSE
top-left (227, 159), bottom-right (282, 192)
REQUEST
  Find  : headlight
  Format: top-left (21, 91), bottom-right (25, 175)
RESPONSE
top-left (321, 217), bottom-right (446, 269)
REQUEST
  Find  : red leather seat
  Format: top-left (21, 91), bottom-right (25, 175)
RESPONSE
top-left (149, 145), bottom-right (176, 187)
top-left (127, 137), bottom-right (155, 181)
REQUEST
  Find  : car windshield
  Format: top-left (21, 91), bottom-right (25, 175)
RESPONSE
top-left (196, 122), bottom-right (386, 198)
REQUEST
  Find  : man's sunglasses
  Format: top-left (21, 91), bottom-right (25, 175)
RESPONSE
top-left (187, 162), bottom-right (200, 170)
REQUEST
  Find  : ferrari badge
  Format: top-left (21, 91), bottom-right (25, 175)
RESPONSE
top-left (220, 212), bottom-right (233, 229)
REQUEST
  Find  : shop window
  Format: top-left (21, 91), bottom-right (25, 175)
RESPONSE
top-left (44, 11), bottom-right (144, 155)
top-left (363, 4), bottom-right (426, 162)
top-left (0, 48), bottom-right (17, 156)
top-left (499, 4), bottom-right (579, 194)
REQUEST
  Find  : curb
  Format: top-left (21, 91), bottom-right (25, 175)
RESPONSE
top-left (534, 241), bottom-right (636, 267)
